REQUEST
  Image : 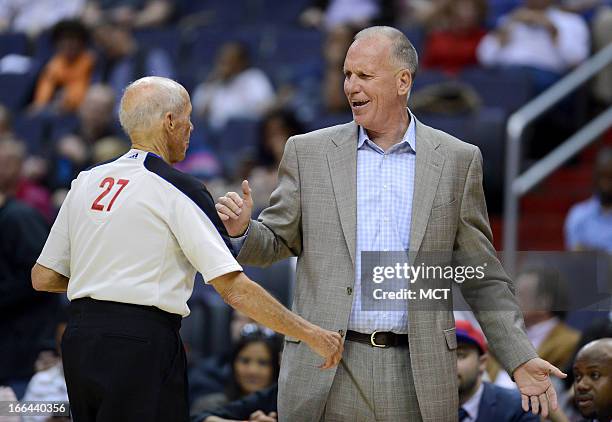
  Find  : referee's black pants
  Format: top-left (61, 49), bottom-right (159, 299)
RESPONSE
top-left (61, 298), bottom-right (188, 422)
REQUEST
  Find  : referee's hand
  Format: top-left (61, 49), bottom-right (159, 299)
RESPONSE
top-left (304, 328), bottom-right (344, 369)
top-left (216, 180), bottom-right (253, 237)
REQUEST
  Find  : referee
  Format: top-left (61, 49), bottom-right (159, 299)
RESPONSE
top-left (31, 77), bottom-right (343, 422)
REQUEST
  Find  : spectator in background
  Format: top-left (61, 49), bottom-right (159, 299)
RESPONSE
top-left (192, 42), bottom-right (275, 131)
top-left (82, 0), bottom-right (173, 29)
top-left (188, 310), bottom-right (256, 406)
top-left (191, 327), bottom-right (281, 415)
top-left (73, 83), bottom-right (119, 144)
top-left (194, 384), bottom-right (278, 422)
top-left (0, 386), bottom-right (20, 422)
top-left (0, 104), bottom-right (12, 139)
top-left (248, 110), bottom-right (305, 211)
top-left (45, 83), bottom-right (119, 145)
top-left (31, 19), bottom-right (95, 114)
top-left (321, 25), bottom-right (355, 114)
top-left (456, 320), bottom-right (539, 422)
top-left (0, 138), bottom-right (52, 222)
top-left (93, 23), bottom-right (174, 105)
top-left (477, 0), bottom-right (589, 90)
top-left (0, 139), bottom-right (58, 399)
top-left (91, 136), bottom-right (129, 164)
top-left (565, 147), bottom-right (612, 252)
top-left (299, 0), bottom-right (393, 31)
top-left (422, 0), bottom-right (488, 74)
top-left (488, 267), bottom-right (580, 389)
top-left (573, 338), bottom-right (612, 422)
top-left (21, 316), bottom-right (69, 422)
top-left (0, 0), bottom-right (84, 38)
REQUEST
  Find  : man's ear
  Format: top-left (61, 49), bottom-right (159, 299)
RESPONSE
top-left (479, 352), bottom-right (488, 372)
top-left (398, 70), bottom-right (412, 96)
top-left (164, 111), bottom-right (174, 131)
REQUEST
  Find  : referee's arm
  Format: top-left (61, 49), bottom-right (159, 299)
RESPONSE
top-left (210, 270), bottom-right (343, 369)
top-left (32, 263), bottom-right (68, 292)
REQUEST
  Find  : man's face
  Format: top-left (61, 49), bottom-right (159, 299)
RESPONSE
top-left (167, 97), bottom-right (193, 164)
top-left (573, 348), bottom-right (612, 421)
top-left (457, 344), bottom-right (485, 399)
top-left (343, 36), bottom-right (409, 133)
top-left (79, 89), bottom-right (114, 131)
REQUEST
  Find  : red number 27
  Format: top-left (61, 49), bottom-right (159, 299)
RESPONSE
top-left (91, 177), bottom-right (130, 212)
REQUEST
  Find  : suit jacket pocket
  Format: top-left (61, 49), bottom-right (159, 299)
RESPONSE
top-left (285, 336), bottom-right (301, 344)
top-left (443, 327), bottom-right (457, 350)
top-left (430, 198), bottom-right (457, 222)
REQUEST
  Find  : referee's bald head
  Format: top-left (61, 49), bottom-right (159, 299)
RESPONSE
top-left (119, 76), bottom-right (189, 138)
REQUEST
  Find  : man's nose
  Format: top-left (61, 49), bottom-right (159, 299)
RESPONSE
top-left (576, 378), bottom-right (591, 392)
top-left (345, 75), bottom-right (361, 94)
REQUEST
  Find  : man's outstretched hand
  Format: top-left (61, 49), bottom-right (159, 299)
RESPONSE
top-left (513, 357), bottom-right (567, 418)
top-left (216, 180), bottom-right (253, 237)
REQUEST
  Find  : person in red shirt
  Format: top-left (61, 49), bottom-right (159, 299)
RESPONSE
top-left (422, 0), bottom-right (487, 74)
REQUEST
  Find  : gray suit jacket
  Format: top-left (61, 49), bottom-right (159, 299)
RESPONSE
top-left (237, 118), bottom-right (538, 422)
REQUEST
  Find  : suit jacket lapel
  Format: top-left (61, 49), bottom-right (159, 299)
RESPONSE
top-left (327, 122), bottom-right (358, 265)
top-left (476, 382), bottom-right (496, 422)
top-left (409, 119), bottom-right (444, 256)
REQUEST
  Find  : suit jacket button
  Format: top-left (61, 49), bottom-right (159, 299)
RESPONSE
top-left (346, 287), bottom-right (353, 295)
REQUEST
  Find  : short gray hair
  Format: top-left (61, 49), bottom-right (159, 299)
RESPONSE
top-left (119, 76), bottom-right (187, 135)
top-left (354, 26), bottom-right (419, 77)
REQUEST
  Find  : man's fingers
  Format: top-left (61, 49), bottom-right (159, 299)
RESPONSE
top-left (242, 180), bottom-right (252, 199)
top-left (217, 211), bottom-right (229, 221)
top-left (539, 393), bottom-right (549, 418)
top-left (227, 191), bottom-right (243, 207)
top-left (530, 395), bottom-right (539, 414)
top-left (548, 364), bottom-right (567, 379)
top-left (215, 203), bottom-right (240, 219)
top-left (522, 394), bottom-right (529, 412)
top-left (217, 196), bottom-right (242, 215)
top-left (546, 385), bottom-right (559, 410)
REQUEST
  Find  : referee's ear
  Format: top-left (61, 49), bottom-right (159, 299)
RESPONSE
top-left (164, 111), bottom-right (174, 132)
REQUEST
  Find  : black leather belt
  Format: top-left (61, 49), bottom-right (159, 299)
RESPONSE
top-left (346, 330), bottom-right (409, 348)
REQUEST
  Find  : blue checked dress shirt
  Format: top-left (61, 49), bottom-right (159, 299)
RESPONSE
top-left (230, 114), bottom-right (416, 334)
top-left (349, 114), bottom-right (416, 334)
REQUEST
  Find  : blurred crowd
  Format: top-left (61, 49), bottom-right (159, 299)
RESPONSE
top-left (0, 0), bottom-right (611, 421)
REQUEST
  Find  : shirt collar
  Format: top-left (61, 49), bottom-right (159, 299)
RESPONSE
top-left (357, 110), bottom-right (416, 153)
top-left (462, 381), bottom-right (484, 421)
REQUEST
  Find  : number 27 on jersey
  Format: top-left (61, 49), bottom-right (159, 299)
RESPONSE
top-left (91, 177), bottom-right (130, 212)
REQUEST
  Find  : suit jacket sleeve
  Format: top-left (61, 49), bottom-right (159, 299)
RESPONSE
top-left (237, 137), bottom-right (302, 266)
top-left (455, 147), bottom-right (538, 374)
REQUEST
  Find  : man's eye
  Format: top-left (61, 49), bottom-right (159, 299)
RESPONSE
top-left (591, 372), bottom-right (600, 380)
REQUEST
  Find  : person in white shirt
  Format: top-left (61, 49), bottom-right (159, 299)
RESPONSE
top-left (30, 76), bottom-right (343, 422)
top-left (192, 42), bottom-right (275, 131)
top-left (477, 0), bottom-right (590, 75)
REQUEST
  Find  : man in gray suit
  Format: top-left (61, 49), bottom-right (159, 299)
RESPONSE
top-left (216, 26), bottom-right (566, 422)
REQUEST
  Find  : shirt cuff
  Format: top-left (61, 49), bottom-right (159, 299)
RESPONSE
top-left (229, 224), bottom-right (249, 253)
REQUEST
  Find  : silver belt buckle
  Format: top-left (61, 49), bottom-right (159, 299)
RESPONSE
top-left (370, 331), bottom-right (387, 348)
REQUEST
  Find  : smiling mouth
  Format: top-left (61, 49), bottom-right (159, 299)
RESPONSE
top-left (351, 100), bottom-right (370, 108)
